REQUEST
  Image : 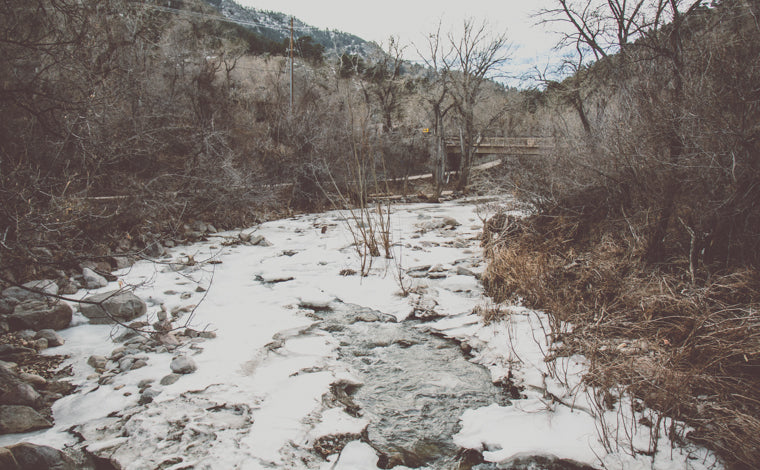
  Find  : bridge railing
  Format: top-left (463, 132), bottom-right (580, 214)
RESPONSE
top-left (444, 137), bottom-right (555, 155)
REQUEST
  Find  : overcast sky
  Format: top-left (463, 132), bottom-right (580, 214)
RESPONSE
top-left (237, 0), bottom-right (567, 84)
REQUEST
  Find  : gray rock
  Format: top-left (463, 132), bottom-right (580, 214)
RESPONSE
top-left (0, 406), bottom-right (51, 434)
top-left (14, 330), bottom-right (36, 341)
top-left (170, 355), bottom-right (197, 374)
top-left (160, 373), bottom-right (181, 386)
top-left (144, 242), bottom-right (166, 258)
top-left (81, 268), bottom-right (108, 290)
top-left (0, 344), bottom-right (35, 358)
top-left (0, 299), bottom-right (15, 315)
top-left (7, 442), bottom-right (76, 470)
top-left (124, 335), bottom-right (148, 347)
top-left (110, 256), bottom-right (132, 270)
top-left (0, 365), bottom-right (41, 407)
top-left (79, 290), bottom-right (147, 324)
top-left (34, 329), bottom-right (65, 347)
top-left (456, 266), bottom-right (477, 277)
top-left (443, 217), bottom-right (460, 227)
top-left (185, 231), bottom-right (203, 241)
top-left (33, 338), bottom-right (48, 351)
top-left (137, 379), bottom-right (154, 390)
top-left (0, 447), bottom-right (18, 469)
top-left (8, 301), bottom-right (72, 331)
top-left (118, 357), bottom-right (135, 371)
top-left (26, 280), bottom-right (59, 297)
top-left (249, 235), bottom-right (272, 247)
top-left (87, 355), bottom-right (107, 370)
top-left (57, 279), bottom-right (80, 295)
top-left (1, 280), bottom-right (57, 303)
top-left (138, 388), bottom-right (161, 405)
top-left (109, 347), bottom-right (126, 359)
top-left (18, 373), bottom-right (46, 388)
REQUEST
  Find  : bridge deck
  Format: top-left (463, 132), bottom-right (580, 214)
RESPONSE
top-left (445, 137), bottom-right (553, 155)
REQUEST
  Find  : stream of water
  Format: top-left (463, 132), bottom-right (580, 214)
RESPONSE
top-left (314, 302), bottom-right (510, 469)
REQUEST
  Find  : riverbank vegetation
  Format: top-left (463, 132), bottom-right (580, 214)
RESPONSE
top-left (0, 0), bottom-right (527, 286)
top-left (481, 1), bottom-right (760, 467)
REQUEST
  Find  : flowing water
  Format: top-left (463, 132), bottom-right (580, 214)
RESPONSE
top-left (313, 302), bottom-right (511, 469)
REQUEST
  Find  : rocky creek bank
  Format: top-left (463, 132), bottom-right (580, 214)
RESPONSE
top-left (0, 222), bottom-right (257, 466)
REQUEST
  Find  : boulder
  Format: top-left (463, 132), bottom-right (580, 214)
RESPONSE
top-left (34, 329), bottom-right (65, 347)
top-left (160, 373), bottom-right (181, 386)
top-left (8, 301), bottom-right (72, 331)
top-left (170, 355), bottom-right (197, 374)
top-left (57, 279), bottom-right (80, 295)
top-left (79, 290), bottom-right (146, 324)
top-left (8, 442), bottom-right (76, 470)
top-left (0, 299), bottom-right (16, 315)
top-left (144, 242), bottom-right (166, 258)
top-left (81, 268), bottom-right (108, 290)
top-left (25, 279), bottom-right (59, 296)
top-left (443, 216), bottom-right (460, 227)
top-left (18, 373), bottom-right (46, 388)
top-left (2, 279), bottom-right (58, 303)
top-left (138, 388), bottom-right (160, 405)
top-left (87, 355), bottom-right (107, 370)
top-left (0, 344), bottom-right (35, 358)
top-left (0, 365), bottom-right (41, 407)
top-left (110, 256), bottom-right (132, 270)
top-left (0, 447), bottom-right (18, 469)
top-left (0, 406), bottom-right (51, 434)
top-left (249, 235), bottom-right (272, 247)
top-left (14, 330), bottom-right (36, 341)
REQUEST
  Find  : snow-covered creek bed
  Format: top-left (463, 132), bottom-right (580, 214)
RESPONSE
top-left (0, 198), bottom-right (722, 469)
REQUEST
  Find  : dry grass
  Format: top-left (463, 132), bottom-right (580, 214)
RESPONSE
top-left (481, 211), bottom-right (760, 469)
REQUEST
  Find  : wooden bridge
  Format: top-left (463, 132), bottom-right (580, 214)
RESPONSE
top-left (445, 137), bottom-right (554, 157)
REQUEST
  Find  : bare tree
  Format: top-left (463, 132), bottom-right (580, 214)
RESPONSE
top-left (364, 36), bottom-right (407, 133)
top-left (445, 19), bottom-right (511, 190)
top-left (416, 23), bottom-right (455, 199)
top-left (540, 0), bottom-right (706, 262)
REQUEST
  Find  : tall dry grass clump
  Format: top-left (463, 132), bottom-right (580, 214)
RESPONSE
top-left (481, 205), bottom-right (760, 468)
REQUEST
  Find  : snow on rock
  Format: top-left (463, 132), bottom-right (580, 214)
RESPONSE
top-left (308, 407), bottom-right (368, 443)
top-left (79, 290), bottom-right (147, 324)
top-left (169, 355), bottom-right (197, 374)
top-left (321, 441), bottom-right (392, 470)
top-left (81, 267), bottom-right (108, 289)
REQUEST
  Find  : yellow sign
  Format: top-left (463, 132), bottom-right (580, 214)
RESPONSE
top-left (422, 128), bottom-right (430, 133)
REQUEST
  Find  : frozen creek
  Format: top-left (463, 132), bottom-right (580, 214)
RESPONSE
top-left (0, 199), bottom-right (722, 469)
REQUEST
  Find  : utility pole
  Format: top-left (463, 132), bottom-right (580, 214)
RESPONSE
top-left (289, 17), bottom-right (294, 113)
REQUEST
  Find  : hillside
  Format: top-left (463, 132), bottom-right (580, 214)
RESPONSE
top-left (201, 0), bottom-right (382, 58)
